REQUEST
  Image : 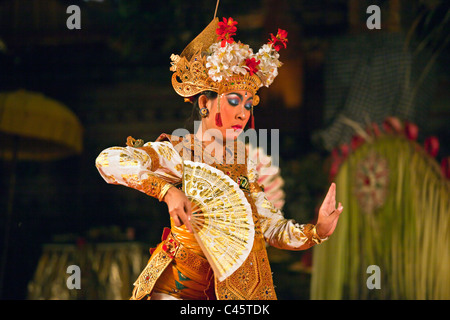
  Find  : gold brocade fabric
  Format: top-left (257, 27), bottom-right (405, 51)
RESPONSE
top-left (135, 133), bottom-right (277, 300)
top-left (96, 134), bottom-right (321, 300)
top-left (215, 236), bottom-right (276, 300)
top-left (131, 228), bottom-right (214, 300)
top-left (152, 225), bottom-right (215, 300)
top-left (126, 174), bottom-right (171, 201)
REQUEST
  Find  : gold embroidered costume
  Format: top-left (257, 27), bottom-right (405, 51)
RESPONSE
top-left (95, 15), bottom-right (326, 300)
top-left (96, 134), bottom-right (325, 300)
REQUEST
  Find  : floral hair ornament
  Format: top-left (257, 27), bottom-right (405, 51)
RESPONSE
top-left (170, 17), bottom-right (288, 128)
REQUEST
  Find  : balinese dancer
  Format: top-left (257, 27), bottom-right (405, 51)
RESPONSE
top-left (95, 17), bottom-right (343, 300)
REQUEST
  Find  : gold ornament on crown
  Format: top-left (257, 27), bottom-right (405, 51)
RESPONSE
top-left (170, 17), bottom-right (288, 106)
top-left (171, 52), bottom-right (220, 102)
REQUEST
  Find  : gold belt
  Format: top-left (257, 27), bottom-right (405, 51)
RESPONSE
top-left (130, 228), bottom-right (212, 300)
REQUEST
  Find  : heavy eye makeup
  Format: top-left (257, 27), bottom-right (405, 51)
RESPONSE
top-left (226, 93), bottom-right (253, 110)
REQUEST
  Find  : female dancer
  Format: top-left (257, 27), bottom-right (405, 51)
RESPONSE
top-left (96, 17), bottom-right (343, 300)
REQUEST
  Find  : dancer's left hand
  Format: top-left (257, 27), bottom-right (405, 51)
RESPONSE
top-left (316, 183), bottom-right (343, 238)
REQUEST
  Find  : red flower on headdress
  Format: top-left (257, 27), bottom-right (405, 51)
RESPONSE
top-left (269, 29), bottom-right (288, 51)
top-left (217, 17), bottom-right (238, 47)
top-left (244, 57), bottom-right (260, 76)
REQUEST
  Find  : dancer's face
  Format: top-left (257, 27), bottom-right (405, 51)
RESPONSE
top-left (199, 90), bottom-right (252, 141)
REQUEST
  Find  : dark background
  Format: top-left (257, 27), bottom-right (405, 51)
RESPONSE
top-left (0, 0), bottom-right (448, 299)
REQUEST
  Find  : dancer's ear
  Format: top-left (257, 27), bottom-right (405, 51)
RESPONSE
top-left (198, 94), bottom-right (209, 110)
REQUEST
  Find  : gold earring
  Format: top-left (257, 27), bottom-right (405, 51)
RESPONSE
top-left (199, 107), bottom-right (209, 117)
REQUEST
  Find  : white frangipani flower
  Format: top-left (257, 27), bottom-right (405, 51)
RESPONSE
top-left (205, 40), bottom-right (283, 86)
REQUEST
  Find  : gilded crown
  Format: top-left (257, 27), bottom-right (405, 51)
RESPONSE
top-left (170, 17), bottom-right (288, 106)
top-left (171, 51), bottom-right (219, 99)
top-left (217, 74), bottom-right (262, 106)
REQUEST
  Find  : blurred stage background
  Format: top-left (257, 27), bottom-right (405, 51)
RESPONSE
top-left (0, 0), bottom-right (448, 300)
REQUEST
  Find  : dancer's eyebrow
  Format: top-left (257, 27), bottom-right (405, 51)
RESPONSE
top-left (226, 92), bottom-right (243, 100)
top-left (226, 92), bottom-right (253, 103)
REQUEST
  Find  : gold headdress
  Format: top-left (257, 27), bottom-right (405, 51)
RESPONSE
top-left (170, 17), bottom-right (288, 112)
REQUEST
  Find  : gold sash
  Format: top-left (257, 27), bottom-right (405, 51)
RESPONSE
top-left (130, 228), bottom-right (214, 300)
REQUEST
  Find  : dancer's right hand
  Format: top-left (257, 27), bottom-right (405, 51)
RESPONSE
top-left (163, 187), bottom-right (193, 232)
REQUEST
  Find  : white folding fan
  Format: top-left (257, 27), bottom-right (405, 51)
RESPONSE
top-left (182, 160), bottom-right (255, 281)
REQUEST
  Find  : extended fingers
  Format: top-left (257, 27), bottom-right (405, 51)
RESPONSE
top-left (330, 183), bottom-right (336, 207)
top-left (320, 183), bottom-right (336, 215)
top-left (169, 209), bottom-right (182, 227)
top-left (183, 200), bottom-right (193, 232)
top-left (330, 202), bottom-right (344, 219)
top-left (324, 183), bottom-right (336, 207)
